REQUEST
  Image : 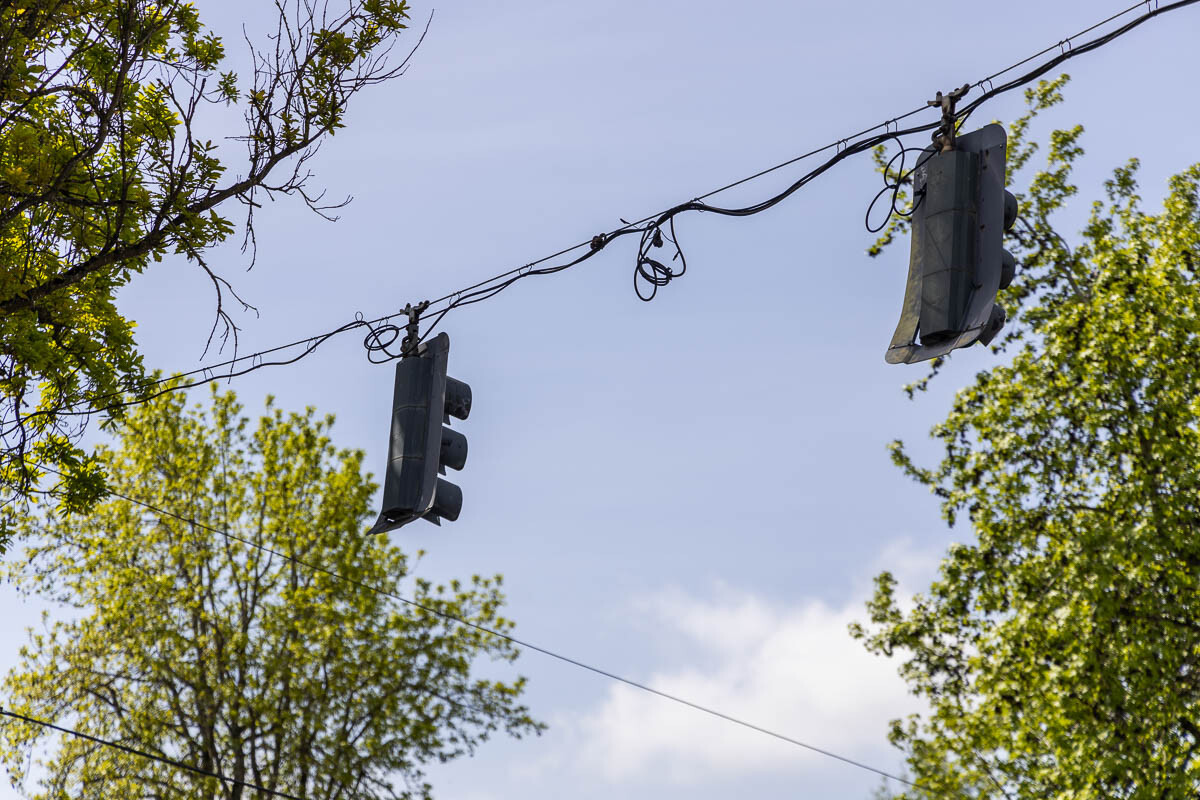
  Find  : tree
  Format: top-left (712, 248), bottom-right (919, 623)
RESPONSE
top-left (0, 387), bottom-right (542, 799)
top-left (0, 0), bottom-right (418, 537)
top-left (852, 76), bottom-right (1200, 798)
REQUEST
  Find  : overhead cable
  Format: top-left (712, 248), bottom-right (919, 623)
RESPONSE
top-left (10, 0), bottom-right (1195, 431)
top-left (76, 477), bottom-right (921, 790)
top-left (0, 706), bottom-right (305, 800)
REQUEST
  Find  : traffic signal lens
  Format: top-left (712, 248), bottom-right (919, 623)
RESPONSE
top-left (1003, 191), bottom-right (1018, 231)
top-left (440, 426), bottom-right (467, 472)
top-left (1000, 250), bottom-right (1016, 290)
top-left (979, 304), bottom-right (1006, 346)
top-left (445, 376), bottom-right (472, 421)
top-left (431, 479), bottom-right (463, 522)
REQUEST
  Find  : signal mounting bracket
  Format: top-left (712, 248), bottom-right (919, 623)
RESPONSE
top-left (400, 300), bottom-right (430, 358)
top-left (928, 84), bottom-right (970, 152)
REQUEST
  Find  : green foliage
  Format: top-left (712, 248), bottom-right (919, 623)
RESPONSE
top-left (0, 387), bottom-right (542, 799)
top-left (853, 77), bottom-right (1200, 797)
top-left (0, 0), bottom-right (415, 545)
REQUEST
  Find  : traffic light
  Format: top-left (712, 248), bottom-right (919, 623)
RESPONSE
top-left (886, 123), bottom-right (1018, 364)
top-left (367, 332), bottom-right (472, 534)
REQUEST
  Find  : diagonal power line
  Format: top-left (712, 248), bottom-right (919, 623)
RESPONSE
top-left (0, 706), bottom-right (305, 800)
top-left (11, 3), bottom-right (1199, 792)
top-left (88, 480), bottom-right (922, 790)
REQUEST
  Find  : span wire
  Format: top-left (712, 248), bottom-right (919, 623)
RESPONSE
top-left (86, 478), bottom-right (923, 790)
top-left (0, 706), bottom-right (305, 800)
top-left (8, 0), bottom-right (1193, 434)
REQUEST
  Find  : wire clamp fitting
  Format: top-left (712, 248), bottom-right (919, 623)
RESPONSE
top-left (928, 83), bottom-right (970, 152)
top-left (400, 300), bottom-right (430, 357)
top-left (590, 233), bottom-right (608, 251)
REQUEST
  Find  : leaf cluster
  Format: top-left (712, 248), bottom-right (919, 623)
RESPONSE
top-left (853, 77), bottom-right (1200, 798)
top-left (0, 0), bottom-right (417, 545)
top-left (1, 387), bottom-right (542, 800)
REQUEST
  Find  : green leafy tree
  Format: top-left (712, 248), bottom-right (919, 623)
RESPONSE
top-left (0, 0), bottom-right (417, 536)
top-left (0, 387), bottom-right (542, 799)
top-left (852, 75), bottom-right (1200, 798)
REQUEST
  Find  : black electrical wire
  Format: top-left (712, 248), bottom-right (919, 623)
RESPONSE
top-left (327, 0), bottom-right (1200, 343)
top-left (955, 0), bottom-right (1199, 127)
top-left (421, 0), bottom-right (1195, 323)
top-left (864, 141), bottom-right (937, 233)
top-left (16, 0), bottom-right (1176, 769)
top-left (970, 0), bottom-right (1166, 94)
top-left (8, 0), bottom-right (1195, 433)
top-left (0, 706), bottom-right (305, 800)
top-left (619, 3), bottom-right (1198, 282)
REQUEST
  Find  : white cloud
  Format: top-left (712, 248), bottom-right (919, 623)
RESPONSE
top-left (551, 540), bottom-right (939, 785)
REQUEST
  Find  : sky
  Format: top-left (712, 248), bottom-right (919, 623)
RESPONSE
top-left (3, 1), bottom-right (1200, 798)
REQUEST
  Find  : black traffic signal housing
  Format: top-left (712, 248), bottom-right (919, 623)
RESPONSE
top-left (368, 333), bottom-right (472, 534)
top-left (886, 123), bottom-right (1018, 364)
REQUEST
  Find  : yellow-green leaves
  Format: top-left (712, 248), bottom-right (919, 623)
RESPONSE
top-left (1, 387), bottom-right (542, 800)
top-left (857, 84), bottom-right (1200, 799)
top-left (0, 0), bottom-right (416, 545)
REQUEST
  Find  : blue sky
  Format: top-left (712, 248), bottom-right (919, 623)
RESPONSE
top-left (3, 1), bottom-right (1200, 798)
